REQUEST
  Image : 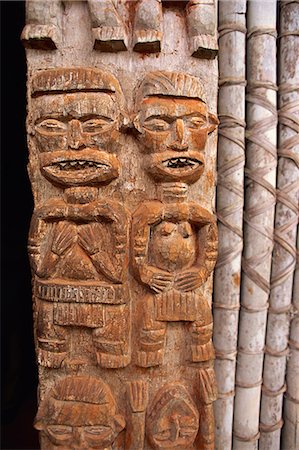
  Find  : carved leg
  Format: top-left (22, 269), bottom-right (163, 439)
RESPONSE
top-left (92, 304), bottom-right (131, 368)
top-left (133, 0), bottom-right (163, 53)
top-left (198, 368), bottom-right (217, 450)
top-left (189, 297), bottom-right (214, 362)
top-left (36, 300), bottom-right (68, 368)
top-left (87, 0), bottom-right (128, 52)
top-left (21, 0), bottom-right (61, 50)
top-left (186, 0), bottom-right (218, 59)
top-left (136, 294), bottom-right (167, 367)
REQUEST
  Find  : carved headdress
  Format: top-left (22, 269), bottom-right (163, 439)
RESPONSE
top-left (135, 70), bottom-right (207, 105)
top-left (34, 376), bottom-right (125, 429)
top-left (31, 67), bottom-right (126, 110)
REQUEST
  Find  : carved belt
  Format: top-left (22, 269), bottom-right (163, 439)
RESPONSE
top-left (34, 278), bottom-right (128, 305)
top-left (154, 290), bottom-right (202, 321)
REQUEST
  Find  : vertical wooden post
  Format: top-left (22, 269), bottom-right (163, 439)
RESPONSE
top-left (214, 1), bottom-right (246, 449)
top-left (22, 1), bottom-right (219, 449)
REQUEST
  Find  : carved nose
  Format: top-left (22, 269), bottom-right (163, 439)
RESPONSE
top-left (68, 119), bottom-right (84, 149)
top-left (169, 416), bottom-right (180, 441)
top-left (169, 119), bottom-right (188, 151)
top-left (72, 427), bottom-right (84, 447)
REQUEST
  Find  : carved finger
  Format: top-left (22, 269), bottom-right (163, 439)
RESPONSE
top-left (128, 381), bottom-right (149, 412)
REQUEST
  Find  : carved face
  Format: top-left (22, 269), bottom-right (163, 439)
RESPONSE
top-left (147, 387), bottom-right (199, 450)
top-left (32, 92), bottom-right (122, 187)
top-left (35, 376), bottom-right (125, 450)
top-left (135, 96), bottom-right (217, 184)
top-left (40, 416), bottom-right (124, 449)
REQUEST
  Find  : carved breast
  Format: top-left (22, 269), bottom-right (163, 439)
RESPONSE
top-left (45, 222), bottom-right (108, 281)
top-left (149, 221), bottom-right (197, 272)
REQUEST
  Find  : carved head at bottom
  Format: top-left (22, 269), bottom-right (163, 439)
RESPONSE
top-left (34, 376), bottom-right (125, 449)
top-left (146, 384), bottom-right (199, 449)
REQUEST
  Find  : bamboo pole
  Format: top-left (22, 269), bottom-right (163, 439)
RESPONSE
top-left (233, 1), bottom-right (278, 448)
top-left (213, 1), bottom-right (246, 449)
top-left (282, 230), bottom-right (299, 449)
top-left (260, 1), bottom-right (299, 448)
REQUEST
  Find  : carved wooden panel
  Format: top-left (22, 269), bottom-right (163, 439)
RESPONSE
top-left (23, 1), bottom-right (218, 448)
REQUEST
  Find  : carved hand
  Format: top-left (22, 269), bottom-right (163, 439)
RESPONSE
top-left (51, 222), bottom-right (75, 256)
top-left (140, 266), bottom-right (173, 293)
top-left (175, 267), bottom-right (207, 291)
top-left (127, 381), bottom-right (149, 412)
top-left (198, 368), bottom-right (218, 404)
top-left (78, 225), bottom-right (100, 255)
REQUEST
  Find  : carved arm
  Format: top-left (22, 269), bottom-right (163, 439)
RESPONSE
top-left (131, 201), bottom-right (173, 293)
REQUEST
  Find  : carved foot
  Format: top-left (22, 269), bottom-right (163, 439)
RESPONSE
top-left (96, 351), bottom-right (130, 368)
top-left (37, 348), bottom-right (67, 368)
top-left (136, 349), bottom-right (163, 367)
top-left (189, 34), bottom-right (218, 59)
top-left (21, 24), bottom-right (59, 50)
top-left (133, 30), bottom-right (162, 53)
top-left (92, 27), bottom-right (128, 52)
top-left (191, 341), bottom-right (215, 362)
top-left (61, 355), bottom-right (90, 370)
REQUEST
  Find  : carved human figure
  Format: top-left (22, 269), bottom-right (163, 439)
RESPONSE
top-left (132, 71), bottom-right (218, 368)
top-left (28, 68), bottom-right (130, 369)
top-left (146, 384), bottom-right (199, 450)
top-left (21, 0), bottom-right (128, 51)
top-left (34, 376), bottom-right (125, 449)
top-left (133, 0), bottom-right (218, 58)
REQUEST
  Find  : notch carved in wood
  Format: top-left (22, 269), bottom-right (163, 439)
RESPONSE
top-left (133, 0), bottom-right (218, 58)
top-left (21, 0), bottom-right (128, 51)
top-left (28, 68), bottom-right (131, 369)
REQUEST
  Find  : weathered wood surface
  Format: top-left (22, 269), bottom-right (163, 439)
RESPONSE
top-left (23, 1), bottom-right (219, 449)
top-left (213, 1), bottom-right (246, 448)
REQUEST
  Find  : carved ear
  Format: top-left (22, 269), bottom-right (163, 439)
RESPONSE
top-left (208, 112), bottom-right (219, 134)
top-left (112, 414), bottom-right (126, 433)
top-left (133, 114), bottom-right (142, 134)
top-left (33, 419), bottom-right (44, 431)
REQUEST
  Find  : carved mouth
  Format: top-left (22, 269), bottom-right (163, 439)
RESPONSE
top-left (49, 160), bottom-right (110, 171)
top-left (40, 149), bottom-right (120, 186)
top-left (163, 157), bottom-right (201, 169)
top-left (146, 152), bottom-right (205, 184)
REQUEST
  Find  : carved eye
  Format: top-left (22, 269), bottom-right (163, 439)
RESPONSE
top-left (154, 429), bottom-right (171, 441)
top-left (84, 425), bottom-right (111, 436)
top-left (36, 119), bottom-right (67, 134)
top-left (46, 425), bottom-right (73, 441)
top-left (144, 118), bottom-right (170, 132)
top-left (179, 427), bottom-right (197, 438)
top-left (82, 118), bottom-right (114, 133)
top-left (188, 116), bottom-right (206, 129)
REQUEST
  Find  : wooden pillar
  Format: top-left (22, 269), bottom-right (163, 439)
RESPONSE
top-left (214, 1), bottom-right (246, 448)
top-left (22, 1), bottom-right (219, 448)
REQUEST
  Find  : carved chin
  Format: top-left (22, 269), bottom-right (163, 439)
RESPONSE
top-left (146, 153), bottom-right (205, 183)
top-left (39, 149), bottom-right (120, 186)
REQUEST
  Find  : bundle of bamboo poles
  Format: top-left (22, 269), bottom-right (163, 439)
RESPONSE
top-left (260, 1), bottom-right (299, 449)
top-left (214, 1), bottom-right (246, 448)
top-left (215, 1), bottom-right (299, 449)
top-left (232, 0), bottom-right (278, 447)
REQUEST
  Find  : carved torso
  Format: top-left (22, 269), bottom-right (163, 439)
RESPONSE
top-left (149, 221), bottom-right (197, 272)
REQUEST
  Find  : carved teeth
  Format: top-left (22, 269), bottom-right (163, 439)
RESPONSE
top-left (52, 160), bottom-right (109, 171)
top-left (163, 158), bottom-right (199, 169)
